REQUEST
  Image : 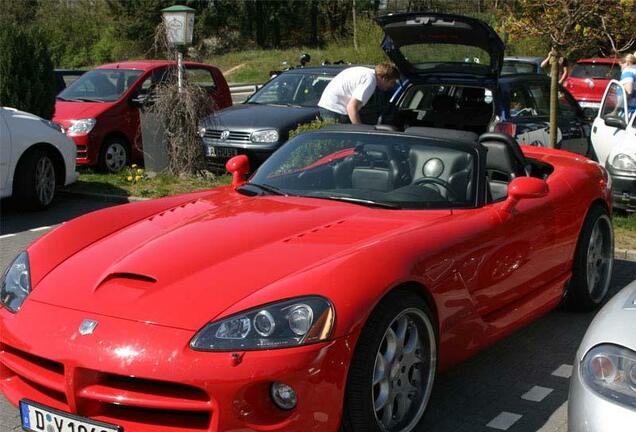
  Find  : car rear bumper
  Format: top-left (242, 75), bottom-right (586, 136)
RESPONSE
top-left (0, 301), bottom-right (352, 432)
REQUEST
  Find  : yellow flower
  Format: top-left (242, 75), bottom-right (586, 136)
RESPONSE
top-left (136, 168), bottom-right (144, 174)
top-left (134, 175), bottom-right (142, 182)
top-left (131, 164), bottom-right (138, 168)
top-left (127, 176), bottom-right (133, 181)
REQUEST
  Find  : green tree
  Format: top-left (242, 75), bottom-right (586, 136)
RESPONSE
top-left (0, 24), bottom-right (56, 119)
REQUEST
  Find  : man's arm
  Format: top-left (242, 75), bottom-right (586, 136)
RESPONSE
top-left (346, 98), bottom-right (362, 124)
top-left (540, 56), bottom-right (550, 69)
top-left (559, 64), bottom-right (569, 84)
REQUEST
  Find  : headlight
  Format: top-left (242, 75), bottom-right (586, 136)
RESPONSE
top-left (610, 154), bottom-right (636, 172)
top-left (67, 118), bottom-right (96, 136)
top-left (190, 296), bottom-right (334, 351)
top-left (198, 127), bottom-right (206, 138)
top-left (581, 344), bottom-right (636, 408)
top-left (1, 252), bottom-right (32, 313)
top-left (251, 129), bottom-right (279, 143)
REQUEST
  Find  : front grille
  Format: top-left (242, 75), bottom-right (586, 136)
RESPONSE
top-left (204, 129), bottom-right (251, 143)
top-left (76, 144), bottom-right (88, 158)
top-left (0, 343), bottom-right (213, 431)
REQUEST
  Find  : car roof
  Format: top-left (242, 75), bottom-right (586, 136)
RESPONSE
top-left (315, 124), bottom-right (479, 148)
top-left (575, 58), bottom-right (620, 65)
top-left (503, 56), bottom-right (543, 64)
top-left (95, 60), bottom-right (218, 71)
top-left (278, 64), bottom-right (372, 75)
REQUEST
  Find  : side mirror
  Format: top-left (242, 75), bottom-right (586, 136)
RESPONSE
top-left (603, 115), bottom-right (627, 130)
top-left (582, 107), bottom-right (596, 122)
top-left (226, 155), bottom-right (250, 187)
top-left (502, 177), bottom-right (548, 213)
top-left (129, 94), bottom-right (147, 108)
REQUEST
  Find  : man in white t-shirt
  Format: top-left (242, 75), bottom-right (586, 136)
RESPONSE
top-left (318, 63), bottom-right (399, 124)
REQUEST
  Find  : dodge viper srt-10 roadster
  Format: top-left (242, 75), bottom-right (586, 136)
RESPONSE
top-left (1, 124), bottom-right (614, 432)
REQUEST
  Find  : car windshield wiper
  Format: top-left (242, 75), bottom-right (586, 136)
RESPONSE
top-left (237, 182), bottom-right (287, 196)
top-left (61, 97), bottom-right (105, 103)
top-left (306, 195), bottom-right (401, 209)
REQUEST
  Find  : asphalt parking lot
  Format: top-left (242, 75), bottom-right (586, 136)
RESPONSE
top-left (0, 194), bottom-right (635, 431)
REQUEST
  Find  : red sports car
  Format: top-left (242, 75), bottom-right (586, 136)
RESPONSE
top-left (1, 125), bottom-right (614, 432)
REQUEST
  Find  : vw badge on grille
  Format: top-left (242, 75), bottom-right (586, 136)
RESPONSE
top-left (220, 130), bottom-right (230, 140)
top-left (79, 319), bottom-right (98, 336)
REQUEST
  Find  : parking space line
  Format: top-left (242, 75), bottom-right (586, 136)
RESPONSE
top-left (487, 412), bottom-right (523, 430)
top-left (0, 233), bottom-right (16, 239)
top-left (29, 226), bottom-right (51, 232)
top-left (521, 385), bottom-right (553, 402)
top-left (551, 364), bottom-right (573, 379)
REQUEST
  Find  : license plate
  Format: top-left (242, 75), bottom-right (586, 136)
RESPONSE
top-left (20, 399), bottom-right (122, 432)
top-left (578, 101), bottom-right (600, 109)
top-left (205, 145), bottom-right (238, 158)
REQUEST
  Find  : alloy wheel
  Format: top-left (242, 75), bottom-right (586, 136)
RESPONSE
top-left (105, 142), bottom-right (127, 172)
top-left (586, 215), bottom-right (613, 303)
top-left (372, 308), bottom-right (436, 432)
top-left (35, 156), bottom-right (55, 206)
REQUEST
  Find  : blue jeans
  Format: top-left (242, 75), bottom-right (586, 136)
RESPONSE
top-left (319, 108), bottom-right (350, 124)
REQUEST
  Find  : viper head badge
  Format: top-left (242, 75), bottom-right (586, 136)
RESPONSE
top-left (79, 319), bottom-right (98, 336)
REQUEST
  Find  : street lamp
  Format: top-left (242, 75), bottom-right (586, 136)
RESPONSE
top-left (161, 5), bottom-right (196, 92)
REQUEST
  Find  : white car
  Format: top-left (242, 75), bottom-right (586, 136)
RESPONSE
top-left (590, 80), bottom-right (636, 211)
top-left (0, 107), bottom-right (77, 209)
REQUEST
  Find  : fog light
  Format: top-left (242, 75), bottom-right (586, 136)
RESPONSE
top-left (270, 381), bottom-right (297, 410)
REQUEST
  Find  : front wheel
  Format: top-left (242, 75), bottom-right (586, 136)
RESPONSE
top-left (98, 138), bottom-right (129, 173)
top-left (342, 291), bottom-right (437, 432)
top-left (564, 205), bottom-right (614, 311)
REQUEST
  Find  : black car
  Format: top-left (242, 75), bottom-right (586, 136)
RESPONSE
top-left (199, 65), bottom-right (389, 170)
top-left (376, 13), bottom-right (592, 157)
top-left (502, 56), bottom-right (546, 75)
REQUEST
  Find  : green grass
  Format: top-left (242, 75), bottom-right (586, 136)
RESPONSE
top-left (211, 19), bottom-right (386, 84)
top-left (65, 169), bottom-right (232, 199)
top-left (615, 212), bottom-right (636, 251)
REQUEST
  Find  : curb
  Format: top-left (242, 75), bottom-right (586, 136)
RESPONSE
top-left (615, 248), bottom-right (636, 262)
top-left (58, 190), bottom-right (150, 204)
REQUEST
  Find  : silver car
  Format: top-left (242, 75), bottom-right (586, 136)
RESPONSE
top-left (569, 278), bottom-right (636, 431)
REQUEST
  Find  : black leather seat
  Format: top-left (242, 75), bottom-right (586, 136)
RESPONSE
top-left (479, 133), bottom-right (527, 201)
top-left (351, 144), bottom-right (407, 192)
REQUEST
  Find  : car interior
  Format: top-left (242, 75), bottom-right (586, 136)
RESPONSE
top-left (263, 126), bottom-right (554, 208)
top-left (385, 84), bottom-right (494, 134)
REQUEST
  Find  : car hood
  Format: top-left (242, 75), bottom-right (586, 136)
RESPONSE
top-left (577, 280), bottom-right (636, 356)
top-left (29, 189), bottom-right (447, 331)
top-left (204, 104), bottom-right (319, 133)
top-left (376, 12), bottom-right (504, 79)
top-left (52, 100), bottom-right (113, 124)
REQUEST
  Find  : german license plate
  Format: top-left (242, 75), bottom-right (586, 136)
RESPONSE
top-left (205, 145), bottom-right (238, 158)
top-left (20, 399), bottom-right (122, 432)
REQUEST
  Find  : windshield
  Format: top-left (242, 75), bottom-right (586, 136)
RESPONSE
top-left (570, 63), bottom-right (620, 80)
top-left (247, 73), bottom-right (333, 107)
top-left (502, 60), bottom-right (539, 75)
top-left (58, 69), bottom-right (143, 102)
top-left (248, 131), bottom-right (477, 209)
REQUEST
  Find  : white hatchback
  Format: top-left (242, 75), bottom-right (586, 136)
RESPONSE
top-left (590, 80), bottom-right (636, 211)
top-left (0, 107), bottom-right (78, 209)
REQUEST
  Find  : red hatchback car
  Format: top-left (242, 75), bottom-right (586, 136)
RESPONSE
top-left (53, 60), bottom-right (231, 172)
top-left (563, 58), bottom-right (621, 112)
top-left (0, 125), bottom-right (614, 432)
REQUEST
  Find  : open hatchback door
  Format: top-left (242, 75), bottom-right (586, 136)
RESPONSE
top-left (376, 13), bottom-right (504, 80)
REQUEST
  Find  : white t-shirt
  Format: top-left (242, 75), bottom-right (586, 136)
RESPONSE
top-left (318, 67), bottom-right (376, 115)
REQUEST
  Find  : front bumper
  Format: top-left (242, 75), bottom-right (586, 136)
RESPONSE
top-left (68, 134), bottom-right (96, 166)
top-left (608, 171), bottom-right (636, 212)
top-left (569, 357), bottom-right (636, 431)
top-left (0, 301), bottom-right (353, 432)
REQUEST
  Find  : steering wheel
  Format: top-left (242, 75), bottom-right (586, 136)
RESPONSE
top-left (413, 177), bottom-right (457, 201)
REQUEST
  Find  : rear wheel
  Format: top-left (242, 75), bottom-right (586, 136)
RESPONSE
top-left (98, 138), bottom-right (129, 173)
top-left (14, 149), bottom-right (57, 210)
top-left (342, 291), bottom-right (437, 432)
top-left (564, 205), bottom-right (613, 311)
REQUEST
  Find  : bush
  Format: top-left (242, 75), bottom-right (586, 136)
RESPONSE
top-left (288, 117), bottom-right (336, 139)
top-left (0, 24), bottom-right (56, 119)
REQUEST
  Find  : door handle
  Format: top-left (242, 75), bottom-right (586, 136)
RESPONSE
top-left (592, 126), bottom-right (597, 133)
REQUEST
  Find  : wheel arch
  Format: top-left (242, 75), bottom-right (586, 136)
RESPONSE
top-left (12, 143), bottom-right (66, 192)
top-left (102, 131), bottom-right (131, 152)
top-left (378, 281), bottom-right (440, 337)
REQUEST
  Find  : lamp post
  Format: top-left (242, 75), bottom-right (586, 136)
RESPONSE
top-left (161, 5), bottom-right (195, 93)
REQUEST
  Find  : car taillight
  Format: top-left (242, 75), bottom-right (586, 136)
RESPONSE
top-left (494, 121), bottom-right (517, 137)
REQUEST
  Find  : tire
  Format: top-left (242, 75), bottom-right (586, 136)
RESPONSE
top-left (563, 205), bottom-right (614, 311)
top-left (342, 291), bottom-right (437, 432)
top-left (13, 149), bottom-right (57, 210)
top-left (98, 138), bottom-right (129, 173)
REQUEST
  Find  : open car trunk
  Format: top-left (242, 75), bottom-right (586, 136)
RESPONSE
top-left (384, 83), bottom-right (495, 134)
